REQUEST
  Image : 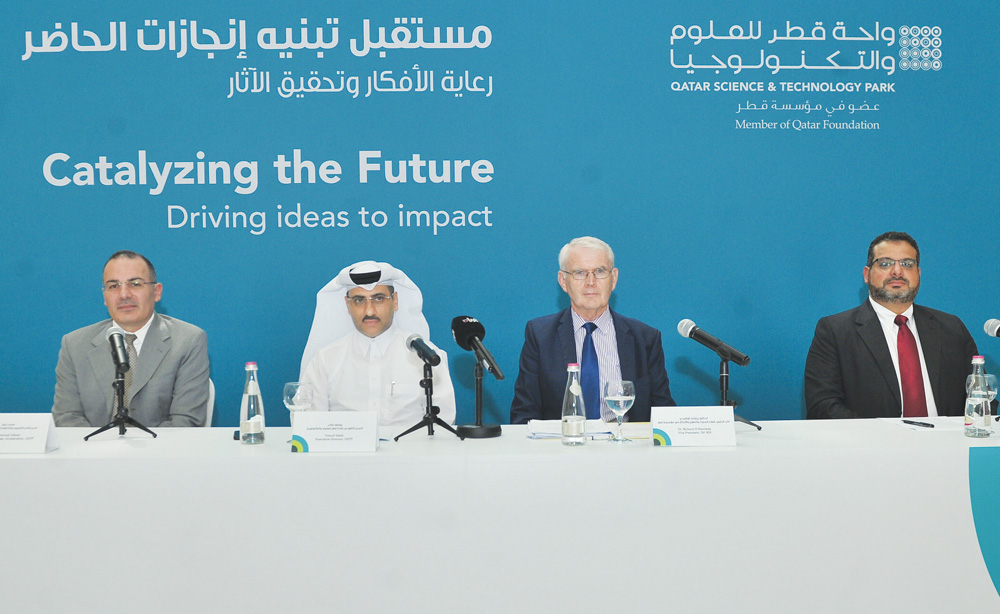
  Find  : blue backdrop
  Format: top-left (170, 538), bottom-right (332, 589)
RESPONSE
top-left (3, 1), bottom-right (998, 426)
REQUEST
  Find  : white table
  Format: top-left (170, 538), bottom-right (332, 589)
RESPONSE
top-left (1, 419), bottom-right (998, 613)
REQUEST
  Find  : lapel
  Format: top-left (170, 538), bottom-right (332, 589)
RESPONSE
top-left (912, 305), bottom-right (942, 403)
top-left (86, 323), bottom-right (117, 412)
top-left (130, 314), bottom-right (170, 397)
top-left (854, 301), bottom-right (901, 412)
top-left (557, 309), bottom-right (578, 367)
top-left (610, 310), bottom-right (636, 380)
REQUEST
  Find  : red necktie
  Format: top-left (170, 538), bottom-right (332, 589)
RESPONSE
top-left (895, 315), bottom-right (927, 417)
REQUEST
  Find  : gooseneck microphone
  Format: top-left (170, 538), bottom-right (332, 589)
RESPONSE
top-left (451, 316), bottom-right (504, 380)
top-left (677, 319), bottom-right (750, 367)
top-left (985, 319), bottom-right (1000, 337)
top-left (106, 326), bottom-right (131, 374)
top-left (406, 334), bottom-right (441, 366)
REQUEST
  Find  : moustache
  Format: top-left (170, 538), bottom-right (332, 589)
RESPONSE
top-left (362, 315), bottom-right (381, 322)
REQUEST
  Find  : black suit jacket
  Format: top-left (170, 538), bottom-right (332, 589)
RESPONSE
top-left (804, 301), bottom-right (978, 419)
top-left (509, 308), bottom-right (675, 424)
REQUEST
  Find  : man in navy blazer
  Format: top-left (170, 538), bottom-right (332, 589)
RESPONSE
top-left (805, 232), bottom-right (978, 419)
top-left (510, 237), bottom-right (675, 424)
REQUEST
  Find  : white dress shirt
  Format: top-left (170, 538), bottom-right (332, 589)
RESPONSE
top-left (113, 313), bottom-right (155, 355)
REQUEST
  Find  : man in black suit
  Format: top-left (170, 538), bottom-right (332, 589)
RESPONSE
top-left (510, 236), bottom-right (675, 424)
top-left (805, 231), bottom-right (978, 419)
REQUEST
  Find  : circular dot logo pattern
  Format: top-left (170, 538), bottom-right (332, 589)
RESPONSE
top-left (898, 25), bottom-right (941, 71)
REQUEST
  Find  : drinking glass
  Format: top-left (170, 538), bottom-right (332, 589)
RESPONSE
top-left (604, 380), bottom-right (635, 443)
top-left (988, 375), bottom-right (998, 424)
top-left (965, 375), bottom-right (998, 403)
top-left (283, 382), bottom-right (313, 429)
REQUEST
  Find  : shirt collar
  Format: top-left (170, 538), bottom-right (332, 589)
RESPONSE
top-left (570, 307), bottom-right (612, 332)
top-left (352, 324), bottom-right (399, 359)
top-left (868, 297), bottom-right (914, 327)
top-left (113, 313), bottom-right (155, 349)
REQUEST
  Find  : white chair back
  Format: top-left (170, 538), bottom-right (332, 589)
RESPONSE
top-left (205, 379), bottom-right (215, 427)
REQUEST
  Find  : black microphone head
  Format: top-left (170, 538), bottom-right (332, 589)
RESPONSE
top-left (106, 325), bottom-right (126, 341)
top-left (405, 334), bottom-right (441, 366)
top-left (451, 316), bottom-right (486, 351)
top-left (677, 319), bottom-right (697, 338)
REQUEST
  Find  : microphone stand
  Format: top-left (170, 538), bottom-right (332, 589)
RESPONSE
top-left (456, 359), bottom-right (502, 439)
top-left (85, 367), bottom-right (157, 440)
top-left (719, 358), bottom-right (761, 431)
top-left (395, 362), bottom-right (464, 441)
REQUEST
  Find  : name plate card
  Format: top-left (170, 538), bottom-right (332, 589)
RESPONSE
top-left (650, 406), bottom-right (736, 447)
top-left (0, 414), bottom-right (60, 453)
top-left (290, 411), bottom-right (379, 453)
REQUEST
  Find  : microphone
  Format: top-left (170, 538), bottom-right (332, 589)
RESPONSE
top-left (106, 326), bottom-right (131, 374)
top-left (406, 334), bottom-right (441, 366)
top-left (986, 319), bottom-right (1000, 337)
top-left (451, 316), bottom-right (504, 380)
top-left (677, 319), bottom-right (750, 367)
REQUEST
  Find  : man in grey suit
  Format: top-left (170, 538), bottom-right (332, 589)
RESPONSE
top-left (805, 231), bottom-right (978, 419)
top-left (52, 250), bottom-right (210, 427)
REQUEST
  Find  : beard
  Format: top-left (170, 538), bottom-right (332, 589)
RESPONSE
top-left (868, 277), bottom-right (919, 304)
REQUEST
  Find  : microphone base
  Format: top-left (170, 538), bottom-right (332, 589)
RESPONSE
top-left (456, 423), bottom-right (502, 439)
top-left (85, 376), bottom-right (157, 441)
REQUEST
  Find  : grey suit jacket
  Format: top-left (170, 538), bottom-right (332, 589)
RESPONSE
top-left (804, 301), bottom-right (978, 419)
top-left (52, 314), bottom-right (210, 427)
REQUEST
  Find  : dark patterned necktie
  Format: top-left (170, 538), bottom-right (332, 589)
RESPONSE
top-left (895, 315), bottom-right (927, 417)
top-left (124, 333), bottom-right (138, 406)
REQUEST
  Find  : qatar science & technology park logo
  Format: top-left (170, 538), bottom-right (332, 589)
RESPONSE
top-left (897, 25), bottom-right (942, 71)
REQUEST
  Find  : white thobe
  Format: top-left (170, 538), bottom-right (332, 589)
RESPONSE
top-left (301, 327), bottom-right (457, 426)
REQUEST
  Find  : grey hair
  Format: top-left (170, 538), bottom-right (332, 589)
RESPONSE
top-left (558, 236), bottom-right (615, 270)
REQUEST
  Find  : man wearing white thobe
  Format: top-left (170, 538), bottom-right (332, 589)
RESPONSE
top-left (299, 261), bottom-right (456, 427)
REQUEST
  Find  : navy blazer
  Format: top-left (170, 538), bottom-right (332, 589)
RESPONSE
top-left (804, 301), bottom-right (978, 419)
top-left (509, 308), bottom-right (675, 424)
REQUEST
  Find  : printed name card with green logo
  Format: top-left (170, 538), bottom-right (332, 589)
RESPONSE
top-left (290, 411), bottom-right (379, 453)
top-left (650, 406), bottom-right (736, 447)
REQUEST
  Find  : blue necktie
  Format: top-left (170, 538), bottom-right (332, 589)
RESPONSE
top-left (581, 322), bottom-right (600, 419)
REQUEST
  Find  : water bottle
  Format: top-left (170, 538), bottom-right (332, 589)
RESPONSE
top-left (964, 356), bottom-right (993, 438)
top-left (561, 363), bottom-right (586, 446)
top-left (240, 362), bottom-right (266, 444)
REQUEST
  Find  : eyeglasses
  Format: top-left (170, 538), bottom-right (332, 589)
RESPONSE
top-left (870, 258), bottom-right (918, 270)
top-left (562, 268), bottom-right (612, 281)
top-left (347, 292), bottom-right (394, 306)
top-left (102, 279), bottom-right (157, 292)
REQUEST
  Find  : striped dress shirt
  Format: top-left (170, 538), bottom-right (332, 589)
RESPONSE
top-left (571, 308), bottom-right (623, 421)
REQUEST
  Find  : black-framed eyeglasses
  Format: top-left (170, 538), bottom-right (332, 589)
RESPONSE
top-left (870, 258), bottom-right (918, 270)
